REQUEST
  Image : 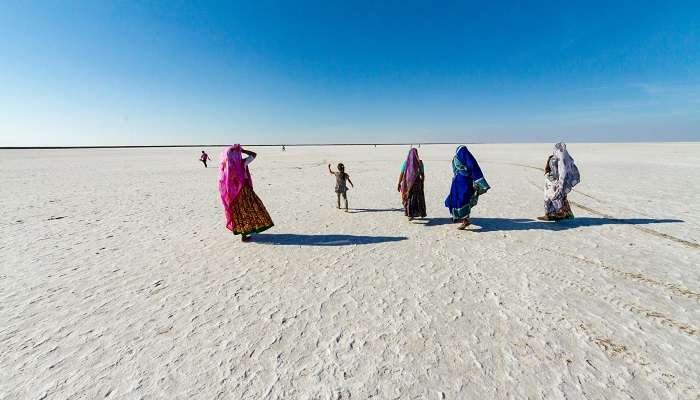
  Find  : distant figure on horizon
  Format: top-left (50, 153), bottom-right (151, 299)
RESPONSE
top-left (282, 145), bottom-right (286, 151)
top-left (199, 150), bottom-right (211, 168)
top-left (328, 163), bottom-right (354, 212)
top-left (445, 145), bottom-right (490, 229)
top-left (398, 148), bottom-right (426, 221)
top-left (219, 145), bottom-right (274, 241)
top-left (538, 143), bottom-right (580, 221)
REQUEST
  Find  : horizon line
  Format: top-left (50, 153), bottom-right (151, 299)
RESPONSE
top-left (2, 139), bottom-right (699, 150)
top-left (1, 142), bottom-right (470, 150)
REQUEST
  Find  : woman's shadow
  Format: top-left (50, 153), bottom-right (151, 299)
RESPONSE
top-left (253, 233), bottom-right (407, 246)
top-left (424, 217), bottom-right (683, 231)
top-left (348, 208), bottom-right (403, 214)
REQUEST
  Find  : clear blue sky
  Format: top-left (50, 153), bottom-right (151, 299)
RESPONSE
top-left (1, 1), bottom-right (699, 146)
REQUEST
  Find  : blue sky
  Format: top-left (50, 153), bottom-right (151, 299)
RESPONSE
top-left (1, 1), bottom-right (698, 146)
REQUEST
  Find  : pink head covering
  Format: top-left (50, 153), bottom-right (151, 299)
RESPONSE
top-left (401, 148), bottom-right (421, 193)
top-left (218, 144), bottom-right (253, 231)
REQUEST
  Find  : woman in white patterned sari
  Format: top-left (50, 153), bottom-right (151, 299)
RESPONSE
top-left (537, 143), bottom-right (580, 221)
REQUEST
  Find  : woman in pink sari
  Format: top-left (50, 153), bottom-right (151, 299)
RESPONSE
top-left (218, 145), bottom-right (274, 241)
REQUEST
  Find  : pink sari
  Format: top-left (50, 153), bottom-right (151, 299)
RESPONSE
top-left (218, 145), bottom-right (253, 231)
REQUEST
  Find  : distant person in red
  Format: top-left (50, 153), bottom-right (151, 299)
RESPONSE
top-left (200, 151), bottom-right (211, 168)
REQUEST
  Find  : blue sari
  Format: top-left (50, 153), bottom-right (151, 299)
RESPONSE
top-left (444, 146), bottom-right (490, 221)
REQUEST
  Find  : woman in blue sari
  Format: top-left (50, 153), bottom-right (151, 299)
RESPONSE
top-left (444, 145), bottom-right (490, 229)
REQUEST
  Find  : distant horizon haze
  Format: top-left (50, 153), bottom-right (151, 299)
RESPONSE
top-left (2, 139), bottom-right (699, 150)
top-left (1, 1), bottom-right (699, 146)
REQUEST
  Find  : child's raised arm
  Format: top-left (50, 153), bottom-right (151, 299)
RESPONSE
top-left (328, 164), bottom-right (335, 174)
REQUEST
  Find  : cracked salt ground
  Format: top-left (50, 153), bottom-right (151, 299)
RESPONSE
top-left (0, 143), bottom-right (698, 399)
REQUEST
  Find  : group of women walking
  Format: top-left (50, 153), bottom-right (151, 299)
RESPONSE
top-left (217, 143), bottom-right (580, 241)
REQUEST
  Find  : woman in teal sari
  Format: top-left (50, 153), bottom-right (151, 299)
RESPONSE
top-left (444, 145), bottom-right (490, 229)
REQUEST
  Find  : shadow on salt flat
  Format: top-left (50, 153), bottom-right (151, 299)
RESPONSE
top-left (348, 208), bottom-right (403, 213)
top-left (466, 217), bottom-right (684, 232)
top-left (252, 233), bottom-right (408, 246)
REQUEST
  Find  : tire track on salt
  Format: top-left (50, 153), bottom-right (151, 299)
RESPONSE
top-left (462, 248), bottom-right (699, 396)
top-left (508, 161), bottom-right (698, 249)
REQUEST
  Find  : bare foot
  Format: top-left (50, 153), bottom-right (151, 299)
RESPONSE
top-left (536, 215), bottom-right (551, 221)
top-left (241, 235), bottom-right (251, 242)
top-left (457, 219), bottom-right (470, 230)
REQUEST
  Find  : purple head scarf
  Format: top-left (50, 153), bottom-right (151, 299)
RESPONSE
top-left (402, 148), bottom-right (421, 194)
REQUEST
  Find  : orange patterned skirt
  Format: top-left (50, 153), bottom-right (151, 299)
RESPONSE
top-left (228, 185), bottom-right (274, 235)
